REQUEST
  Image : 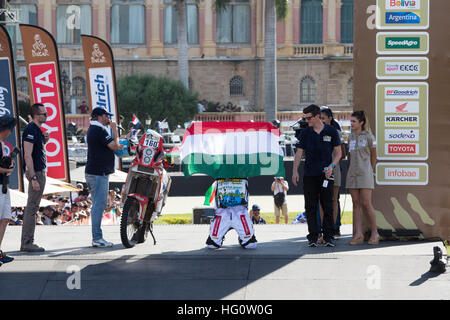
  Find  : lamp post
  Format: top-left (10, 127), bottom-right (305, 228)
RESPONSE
top-left (61, 70), bottom-right (71, 114)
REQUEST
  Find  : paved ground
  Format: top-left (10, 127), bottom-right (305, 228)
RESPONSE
top-left (0, 223), bottom-right (448, 300)
top-left (163, 194), bottom-right (353, 214)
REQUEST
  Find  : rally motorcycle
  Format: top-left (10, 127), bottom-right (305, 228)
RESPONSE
top-left (120, 129), bottom-right (171, 248)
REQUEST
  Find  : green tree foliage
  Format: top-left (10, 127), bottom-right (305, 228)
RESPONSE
top-left (116, 75), bottom-right (198, 130)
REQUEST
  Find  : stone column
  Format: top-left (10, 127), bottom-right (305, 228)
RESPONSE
top-left (150, 0), bottom-right (163, 57)
top-left (202, 0), bottom-right (215, 57)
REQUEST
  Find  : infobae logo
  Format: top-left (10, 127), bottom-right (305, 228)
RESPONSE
top-left (385, 143), bottom-right (418, 155)
top-left (385, 167), bottom-right (420, 180)
top-left (384, 87), bottom-right (419, 99)
top-left (386, 0), bottom-right (420, 10)
top-left (385, 101), bottom-right (419, 113)
top-left (385, 129), bottom-right (419, 142)
top-left (386, 12), bottom-right (421, 24)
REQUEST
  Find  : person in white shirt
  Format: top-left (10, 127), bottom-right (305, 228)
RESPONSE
top-left (271, 177), bottom-right (289, 224)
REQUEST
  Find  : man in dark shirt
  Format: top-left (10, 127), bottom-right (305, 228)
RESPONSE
top-left (292, 104), bottom-right (341, 247)
top-left (21, 103), bottom-right (49, 252)
top-left (85, 107), bottom-right (122, 248)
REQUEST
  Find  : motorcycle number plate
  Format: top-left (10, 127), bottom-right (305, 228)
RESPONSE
top-left (143, 137), bottom-right (159, 148)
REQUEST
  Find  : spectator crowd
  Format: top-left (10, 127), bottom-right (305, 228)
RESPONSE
top-left (8, 185), bottom-right (123, 227)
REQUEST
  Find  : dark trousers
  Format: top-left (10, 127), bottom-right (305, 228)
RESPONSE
top-left (303, 175), bottom-right (334, 242)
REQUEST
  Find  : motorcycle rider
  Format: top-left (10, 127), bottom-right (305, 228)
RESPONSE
top-left (206, 178), bottom-right (257, 249)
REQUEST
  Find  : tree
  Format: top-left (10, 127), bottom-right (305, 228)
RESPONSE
top-left (116, 75), bottom-right (198, 131)
top-left (214, 0), bottom-right (288, 122)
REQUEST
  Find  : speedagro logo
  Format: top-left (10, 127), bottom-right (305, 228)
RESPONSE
top-left (385, 37), bottom-right (420, 49)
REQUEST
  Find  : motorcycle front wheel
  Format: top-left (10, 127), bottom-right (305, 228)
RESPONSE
top-left (120, 197), bottom-right (145, 248)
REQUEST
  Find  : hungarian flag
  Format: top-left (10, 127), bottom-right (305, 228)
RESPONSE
top-left (204, 182), bottom-right (217, 205)
top-left (181, 122), bottom-right (285, 178)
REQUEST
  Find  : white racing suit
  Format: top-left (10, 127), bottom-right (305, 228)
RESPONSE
top-left (206, 179), bottom-right (257, 249)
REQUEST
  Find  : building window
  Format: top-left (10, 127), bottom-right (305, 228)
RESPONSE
top-left (188, 77), bottom-right (194, 92)
top-left (230, 76), bottom-right (244, 96)
top-left (299, 76), bottom-right (316, 104)
top-left (300, 0), bottom-right (323, 44)
top-left (217, 0), bottom-right (250, 43)
top-left (5, 4), bottom-right (37, 44)
top-left (56, 4), bottom-right (92, 44)
top-left (341, 0), bottom-right (353, 44)
top-left (347, 77), bottom-right (353, 105)
top-left (164, 0), bottom-right (199, 44)
top-left (16, 77), bottom-right (29, 95)
top-left (111, 0), bottom-right (145, 44)
top-left (72, 77), bottom-right (86, 97)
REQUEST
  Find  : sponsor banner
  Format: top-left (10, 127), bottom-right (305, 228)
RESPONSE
top-left (20, 24), bottom-right (70, 182)
top-left (0, 25), bottom-right (23, 191)
top-left (376, 57), bottom-right (429, 79)
top-left (384, 129), bottom-right (419, 142)
top-left (385, 12), bottom-right (421, 24)
top-left (376, 0), bottom-right (429, 29)
top-left (385, 143), bottom-right (418, 155)
top-left (384, 86), bottom-right (420, 99)
top-left (376, 32), bottom-right (429, 55)
top-left (385, 0), bottom-right (421, 10)
top-left (384, 101), bottom-right (419, 113)
top-left (81, 35), bottom-right (121, 170)
top-left (88, 67), bottom-right (116, 119)
top-left (376, 163), bottom-right (428, 185)
top-left (384, 115), bottom-right (419, 127)
top-left (29, 62), bottom-right (67, 179)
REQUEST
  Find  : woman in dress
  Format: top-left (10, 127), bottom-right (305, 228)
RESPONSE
top-left (346, 111), bottom-right (379, 245)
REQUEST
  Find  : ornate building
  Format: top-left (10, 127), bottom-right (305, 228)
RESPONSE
top-left (5, 0), bottom-right (354, 114)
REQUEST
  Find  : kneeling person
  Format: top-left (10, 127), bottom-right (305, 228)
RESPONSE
top-left (206, 178), bottom-right (257, 249)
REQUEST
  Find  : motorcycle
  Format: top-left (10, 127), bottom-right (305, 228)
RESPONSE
top-left (120, 129), bottom-right (172, 248)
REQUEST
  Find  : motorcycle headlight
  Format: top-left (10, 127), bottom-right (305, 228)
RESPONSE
top-left (143, 156), bottom-right (151, 164)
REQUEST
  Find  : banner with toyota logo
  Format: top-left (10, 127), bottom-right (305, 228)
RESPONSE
top-left (20, 24), bottom-right (70, 182)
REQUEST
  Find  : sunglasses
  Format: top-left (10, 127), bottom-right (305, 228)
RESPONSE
top-left (37, 113), bottom-right (47, 116)
top-left (303, 115), bottom-right (315, 121)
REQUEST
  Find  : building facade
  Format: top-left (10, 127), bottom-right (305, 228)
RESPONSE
top-left (5, 0), bottom-right (354, 114)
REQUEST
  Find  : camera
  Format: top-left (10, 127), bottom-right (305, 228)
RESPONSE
top-left (293, 118), bottom-right (308, 141)
top-left (0, 146), bottom-right (20, 194)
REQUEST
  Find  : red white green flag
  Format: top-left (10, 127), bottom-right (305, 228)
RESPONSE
top-left (181, 122), bottom-right (285, 178)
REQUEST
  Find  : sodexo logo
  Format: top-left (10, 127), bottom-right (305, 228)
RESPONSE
top-left (0, 87), bottom-right (12, 116)
top-left (386, 0), bottom-right (421, 10)
top-left (386, 12), bottom-right (421, 24)
top-left (385, 129), bottom-right (419, 142)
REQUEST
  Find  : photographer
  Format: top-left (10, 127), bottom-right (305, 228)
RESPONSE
top-left (271, 177), bottom-right (289, 224)
top-left (292, 104), bottom-right (341, 248)
top-left (0, 114), bottom-right (18, 266)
